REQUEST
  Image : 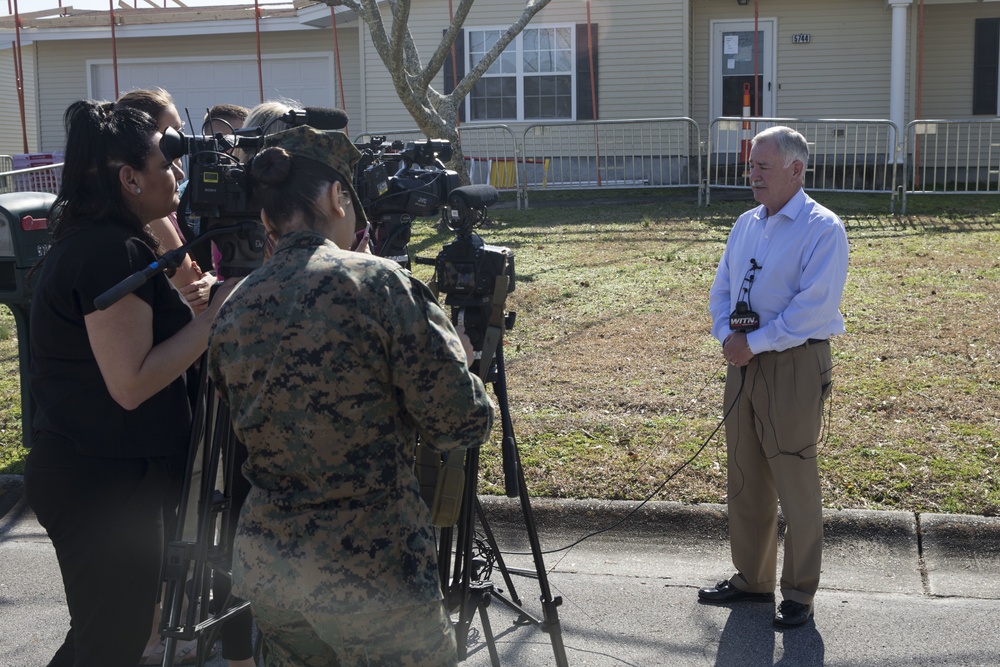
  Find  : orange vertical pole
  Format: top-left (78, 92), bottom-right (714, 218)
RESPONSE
top-left (740, 82), bottom-right (752, 164)
top-left (753, 0), bottom-right (759, 116)
top-left (330, 6), bottom-right (347, 127)
top-left (914, 0), bottom-right (924, 188)
top-left (254, 0), bottom-right (264, 103)
top-left (447, 0), bottom-right (460, 130)
top-left (108, 0), bottom-right (119, 99)
top-left (587, 0), bottom-right (602, 187)
top-left (12, 0), bottom-right (28, 152)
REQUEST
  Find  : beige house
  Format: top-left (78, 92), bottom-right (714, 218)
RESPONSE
top-left (0, 0), bottom-right (997, 162)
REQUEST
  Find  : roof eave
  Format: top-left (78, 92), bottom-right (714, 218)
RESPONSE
top-left (0, 4), bottom-right (356, 44)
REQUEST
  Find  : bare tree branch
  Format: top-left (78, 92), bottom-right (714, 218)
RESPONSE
top-left (420, 0), bottom-right (474, 92)
top-left (318, 0), bottom-right (555, 181)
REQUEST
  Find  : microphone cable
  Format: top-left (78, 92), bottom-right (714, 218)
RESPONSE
top-left (501, 263), bottom-right (762, 555)
top-left (501, 359), bottom-right (749, 557)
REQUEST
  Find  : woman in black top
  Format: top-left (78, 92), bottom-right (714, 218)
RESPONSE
top-left (24, 100), bottom-right (234, 667)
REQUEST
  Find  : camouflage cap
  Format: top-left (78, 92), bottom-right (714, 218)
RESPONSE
top-left (258, 124), bottom-right (368, 231)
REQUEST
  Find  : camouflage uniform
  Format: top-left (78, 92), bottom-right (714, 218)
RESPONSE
top-left (208, 229), bottom-right (495, 666)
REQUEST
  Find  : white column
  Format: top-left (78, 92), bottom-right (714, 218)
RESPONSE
top-left (888, 0), bottom-right (912, 162)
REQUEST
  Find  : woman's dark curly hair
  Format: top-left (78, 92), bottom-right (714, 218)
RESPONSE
top-left (48, 100), bottom-right (161, 249)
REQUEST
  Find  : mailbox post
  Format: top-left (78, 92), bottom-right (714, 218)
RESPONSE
top-left (0, 192), bottom-right (55, 449)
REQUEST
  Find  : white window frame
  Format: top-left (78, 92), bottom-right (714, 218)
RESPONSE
top-left (465, 23), bottom-right (577, 123)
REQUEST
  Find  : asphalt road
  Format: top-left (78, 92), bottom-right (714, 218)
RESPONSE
top-left (3, 479), bottom-right (1000, 667)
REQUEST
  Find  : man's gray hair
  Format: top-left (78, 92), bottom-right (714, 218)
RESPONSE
top-left (753, 126), bottom-right (809, 168)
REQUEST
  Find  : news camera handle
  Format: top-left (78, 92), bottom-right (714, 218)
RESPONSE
top-left (93, 220), bottom-right (257, 311)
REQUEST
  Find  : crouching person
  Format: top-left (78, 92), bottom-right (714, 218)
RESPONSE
top-left (207, 125), bottom-right (495, 667)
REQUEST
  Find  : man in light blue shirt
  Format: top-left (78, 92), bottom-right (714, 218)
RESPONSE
top-left (700, 126), bottom-right (849, 629)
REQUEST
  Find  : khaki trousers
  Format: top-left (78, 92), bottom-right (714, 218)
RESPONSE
top-left (723, 339), bottom-right (833, 605)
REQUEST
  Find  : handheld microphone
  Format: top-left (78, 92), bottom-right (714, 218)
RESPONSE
top-left (279, 107), bottom-right (349, 131)
top-left (729, 301), bottom-right (760, 333)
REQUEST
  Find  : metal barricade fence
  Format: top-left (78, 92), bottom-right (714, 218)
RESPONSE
top-left (0, 162), bottom-right (64, 196)
top-left (354, 125), bottom-right (524, 209)
top-left (16, 118), bottom-right (1000, 215)
top-left (520, 118), bottom-right (702, 207)
top-left (707, 117), bottom-right (900, 206)
top-left (0, 156), bottom-right (11, 194)
top-left (901, 119), bottom-right (1000, 214)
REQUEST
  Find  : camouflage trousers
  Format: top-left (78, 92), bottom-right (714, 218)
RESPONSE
top-left (253, 599), bottom-right (458, 667)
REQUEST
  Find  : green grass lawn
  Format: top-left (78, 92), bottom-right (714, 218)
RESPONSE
top-left (3, 189), bottom-right (999, 516)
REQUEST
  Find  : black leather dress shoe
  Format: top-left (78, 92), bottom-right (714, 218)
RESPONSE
top-left (697, 580), bottom-right (775, 603)
top-left (773, 600), bottom-right (814, 627)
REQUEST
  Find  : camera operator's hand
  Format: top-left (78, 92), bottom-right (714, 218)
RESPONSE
top-left (455, 325), bottom-right (475, 367)
top-left (178, 262), bottom-right (218, 314)
top-left (350, 223), bottom-right (372, 254)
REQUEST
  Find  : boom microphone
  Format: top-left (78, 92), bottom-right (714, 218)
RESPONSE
top-left (94, 220), bottom-right (260, 310)
top-left (280, 107), bottom-right (349, 131)
top-left (448, 185), bottom-right (499, 210)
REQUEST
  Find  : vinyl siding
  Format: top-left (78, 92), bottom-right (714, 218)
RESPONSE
top-left (6, 1), bottom-right (995, 163)
top-left (0, 43), bottom-right (39, 156)
top-left (918, 3), bottom-right (999, 120)
top-left (692, 0), bottom-right (897, 130)
top-left (909, 4), bottom-right (1000, 172)
top-left (355, 0), bottom-right (689, 136)
top-left (34, 29), bottom-right (362, 152)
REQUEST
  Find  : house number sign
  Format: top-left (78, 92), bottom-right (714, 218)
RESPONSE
top-left (792, 34), bottom-right (811, 44)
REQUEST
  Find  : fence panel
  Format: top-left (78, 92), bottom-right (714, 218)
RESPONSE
top-left (520, 118), bottom-right (702, 206)
top-left (707, 117), bottom-right (900, 205)
top-left (902, 119), bottom-right (1000, 213)
top-left (0, 163), bottom-right (64, 195)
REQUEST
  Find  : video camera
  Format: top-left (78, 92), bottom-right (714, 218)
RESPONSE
top-left (411, 184), bottom-right (515, 374)
top-left (353, 136), bottom-right (461, 265)
top-left (159, 107), bottom-right (349, 278)
top-left (160, 125), bottom-right (266, 278)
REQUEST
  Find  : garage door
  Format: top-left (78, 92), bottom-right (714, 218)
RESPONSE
top-left (91, 54), bottom-right (336, 131)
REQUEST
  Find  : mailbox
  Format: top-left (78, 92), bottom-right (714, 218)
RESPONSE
top-left (0, 191), bottom-right (56, 449)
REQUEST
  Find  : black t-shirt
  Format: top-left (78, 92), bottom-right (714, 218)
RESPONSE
top-left (28, 222), bottom-right (194, 458)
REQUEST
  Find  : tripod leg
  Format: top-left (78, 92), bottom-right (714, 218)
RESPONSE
top-left (160, 358), bottom-right (215, 667)
top-left (469, 582), bottom-right (501, 667)
top-left (452, 445), bottom-right (482, 661)
top-left (160, 358), bottom-right (248, 667)
top-left (493, 345), bottom-right (570, 667)
top-left (474, 497), bottom-right (523, 608)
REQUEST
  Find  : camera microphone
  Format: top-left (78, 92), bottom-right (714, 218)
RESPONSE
top-left (448, 185), bottom-right (499, 210)
top-left (280, 107), bottom-right (349, 131)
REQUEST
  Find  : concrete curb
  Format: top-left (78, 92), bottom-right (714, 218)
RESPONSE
top-left (479, 495), bottom-right (1000, 554)
top-left (5, 474), bottom-right (1000, 556)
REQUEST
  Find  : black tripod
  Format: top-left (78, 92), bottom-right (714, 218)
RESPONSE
top-left (435, 299), bottom-right (569, 667)
top-left (158, 357), bottom-right (258, 667)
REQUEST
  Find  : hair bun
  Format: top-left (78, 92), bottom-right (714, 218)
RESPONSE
top-left (251, 147), bottom-right (293, 185)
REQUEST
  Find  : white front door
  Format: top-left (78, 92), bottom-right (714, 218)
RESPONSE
top-left (710, 19), bottom-right (776, 153)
